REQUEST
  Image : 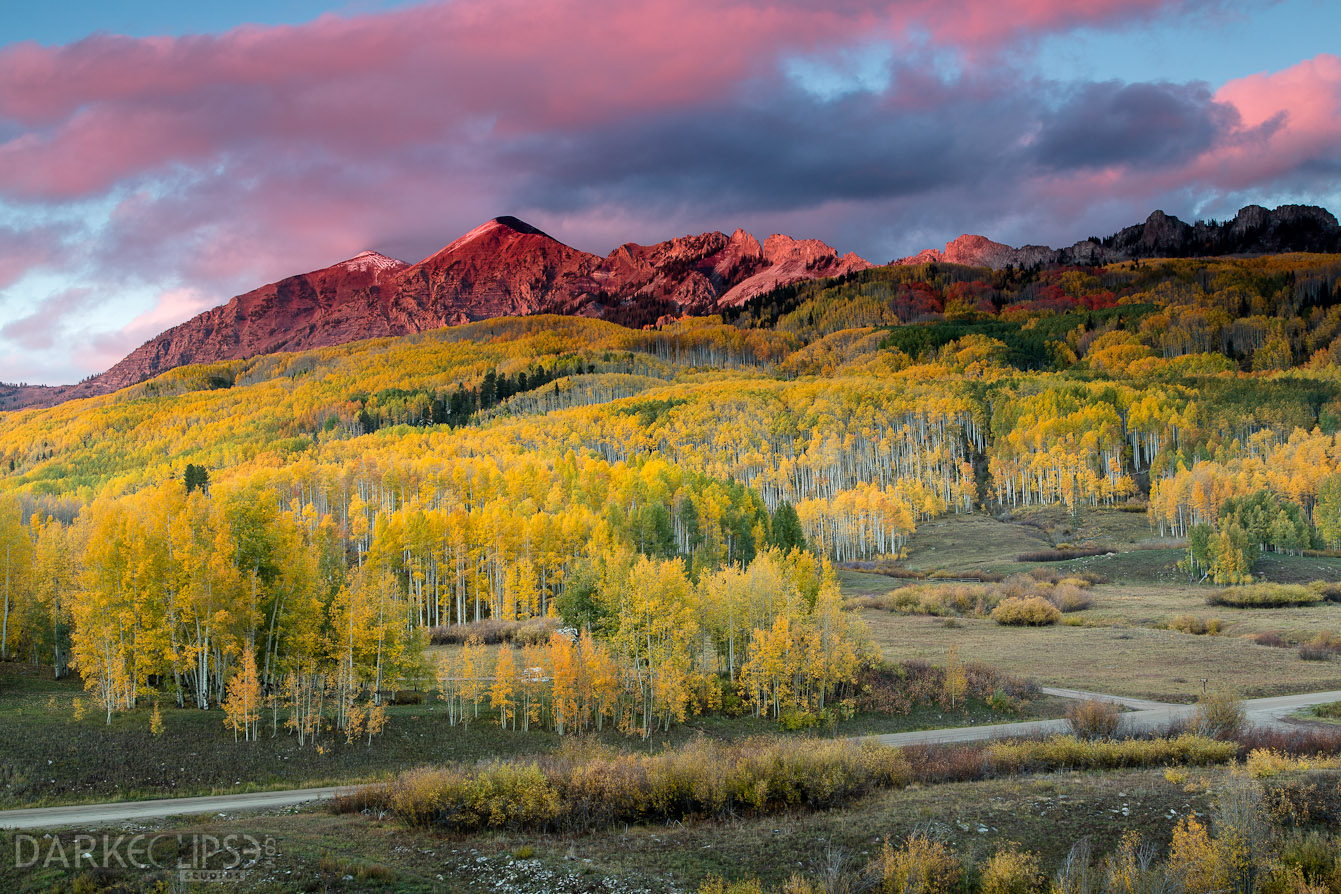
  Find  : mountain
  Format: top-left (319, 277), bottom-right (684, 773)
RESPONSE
top-left (894, 204), bottom-right (1341, 269)
top-left (7, 203), bottom-right (1338, 412)
top-left (2, 218), bottom-right (869, 409)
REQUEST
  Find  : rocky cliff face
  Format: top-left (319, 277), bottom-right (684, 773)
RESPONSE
top-left (11, 217), bottom-right (868, 408)
top-left (894, 204), bottom-right (1341, 269)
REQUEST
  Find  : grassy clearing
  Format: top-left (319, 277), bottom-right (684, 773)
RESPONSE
top-left (0, 663), bottom-right (1065, 810)
top-left (860, 610), bottom-right (1341, 702)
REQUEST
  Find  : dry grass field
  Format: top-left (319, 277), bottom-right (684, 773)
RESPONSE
top-left (853, 508), bottom-right (1341, 702)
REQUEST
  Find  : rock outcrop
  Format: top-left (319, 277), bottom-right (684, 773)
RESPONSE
top-left (894, 204), bottom-right (1341, 270)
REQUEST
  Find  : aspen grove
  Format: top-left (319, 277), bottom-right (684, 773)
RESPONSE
top-left (4, 255), bottom-right (1341, 738)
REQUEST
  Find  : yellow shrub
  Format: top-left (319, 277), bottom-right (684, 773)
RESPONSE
top-left (1166, 816), bottom-right (1231, 894)
top-left (874, 834), bottom-right (962, 894)
top-left (979, 846), bottom-right (1043, 894)
top-left (988, 734), bottom-right (1235, 774)
top-left (1247, 748), bottom-right (1301, 779)
top-left (991, 596), bottom-right (1062, 626)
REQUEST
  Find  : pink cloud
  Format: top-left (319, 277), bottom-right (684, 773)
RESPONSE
top-left (1205, 53), bottom-right (1341, 187)
top-left (1026, 54), bottom-right (1341, 210)
top-left (0, 0), bottom-right (1219, 200)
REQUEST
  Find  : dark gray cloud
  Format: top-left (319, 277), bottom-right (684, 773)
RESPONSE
top-left (1031, 80), bottom-right (1236, 170)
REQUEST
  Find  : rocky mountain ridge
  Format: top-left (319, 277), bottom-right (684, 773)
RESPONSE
top-left (894, 204), bottom-right (1341, 269)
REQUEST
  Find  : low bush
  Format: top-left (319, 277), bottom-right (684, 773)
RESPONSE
top-left (876, 573), bottom-right (1098, 620)
top-left (880, 583), bottom-right (1000, 617)
top-left (1232, 723), bottom-right (1341, 758)
top-left (1047, 584), bottom-right (1093, 613)
top-left (706, 821), bottom-right (1341, 894)
top-left (1299, 631), bottom-right (1341, 661)
top-left (1017, 546), bottom-right (1111, 562)
top-left (1315, 581), bottom-right (1341, 602)
top-left (1024, 568), bottom-right (1102, 586)
top-left (1246, 631), bottom-right (1289, 648)
top-left (991, 596), bottom-right (1062, 626)
top-left (839, 561), bottom-right (925, 580)
top-left (926, 569), bottom-right (1005, 582)
top-left (871, 833), bottom-right (962, 894)
top-left (1195, 691), bottom-right (1245, 739)
top-left (979, 846), bottom-right (1044, 894)
top-left (1168, 614), bottom-right (1223, 635)
top-left (1065, 698), bottom-right (1123, 740)
top-left (1311, 701), bottom-right (1341, 720)
top-left (987, 734), bottom-right (1234, 773)
top-left (1206, 584), bottom-right (1322, 608)
top-left (359, 737), bottom-right (910, 832)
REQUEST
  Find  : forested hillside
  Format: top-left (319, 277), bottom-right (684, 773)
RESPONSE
top-left (3, 252), bottom-right (1341, 738)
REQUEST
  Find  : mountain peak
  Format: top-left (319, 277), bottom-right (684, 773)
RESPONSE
top-left (427, 216), bottom-right (563, 261)
top-left (491, 215), bottom-right (551, 237)
top-left (338, 250), bottom-right (408, 273)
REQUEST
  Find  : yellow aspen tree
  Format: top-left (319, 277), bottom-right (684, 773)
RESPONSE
top-left (490, 645), bottom-right (517, 729)
top-left (549, 632), bottom-right (578, 735)
top-left (460, 636), bottom-right (486, 722)
top-left (520, 642), bottom-right (547, 732)
top-left (583, 631), bottom-right (620, 732)
top-left (365, 702), bottom-right (387, 745)
top-left (223, 645), bottom-right (261, 742)
top-left (436, 649), bottom-right (462, 726)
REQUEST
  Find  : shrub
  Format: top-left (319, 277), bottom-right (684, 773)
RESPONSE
top-left (880, 583), bottom-right (1000, 617)
top-left (1315, 581), bottom-right (1341, 602)
top-left (362, 737), bottom-right (910, 832)
top-left (1299, 631), bottom-right (1341, 661)
top-left (1206, 584), bottom-right (1322, 608)
top-left (1165, 816), bottom-right (1231, 894)
top-left (1246, 748), bottom-right (1296, 779)
top-left (987, 734), bottom-right (1234, 774)
top-left (839, 561), bottom-right (925, 580)
top-left (980, 846), bottom-right (1044, 894)
top-left (1017, 546), bottom-right (1111, 562)
top-left (1048, 584), bottom-right (1093, 613)
top-left (1247, 631), bottom-right (1289, 648)
top-left (873, 833), bottom-right (963, 894)
top-left (1232, 723), bottom-right (1341, 758)
top-left (1066, 698), bottom-right (1123, 741)
top-left (1314, 701), bottom-right (1341, 719)
top-left (1169, 615), bottom-right (1222, 635)
top-left (1195, 691), bottom-right (1245, 739)
top-left (991, 596), bottom-right (1062, 626)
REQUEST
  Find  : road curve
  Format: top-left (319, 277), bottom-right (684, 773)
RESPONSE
top-left (4, 689), bottom-right (1341, 831)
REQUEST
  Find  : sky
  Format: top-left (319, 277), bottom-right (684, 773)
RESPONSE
top-left (2, 1), bottom-right (1340, 385)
